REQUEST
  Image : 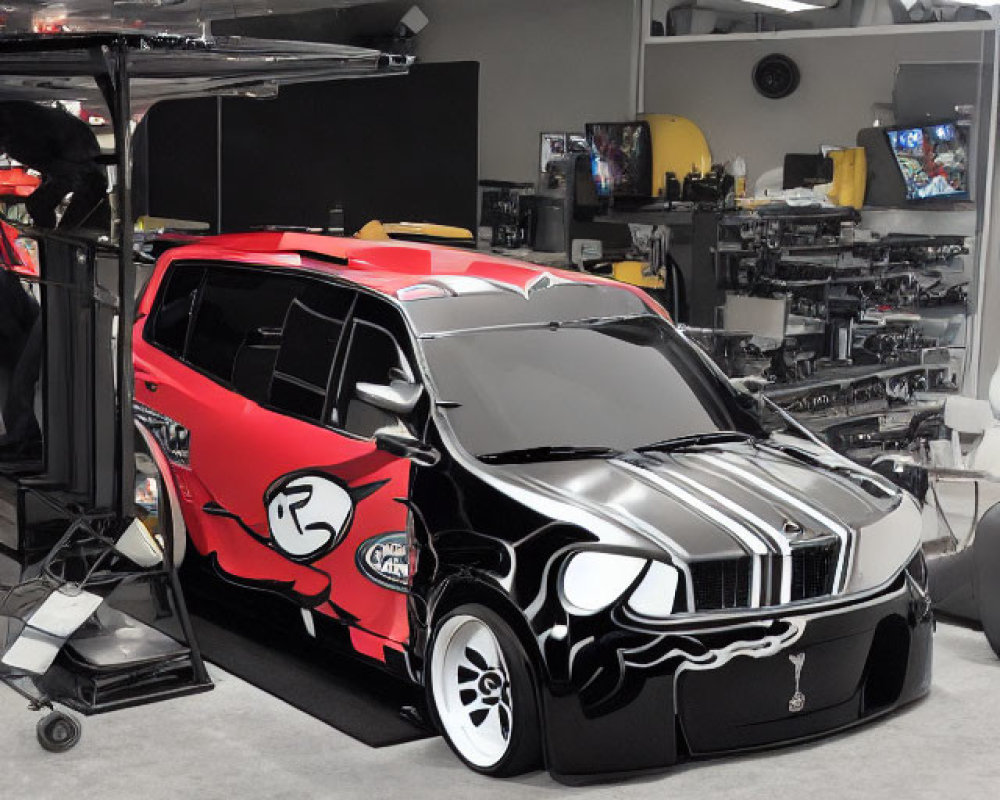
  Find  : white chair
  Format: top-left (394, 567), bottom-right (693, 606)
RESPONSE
top-left (941, 395), bottom-right (998, 472)
top-left (924, 395), bottom-right (1000, 550)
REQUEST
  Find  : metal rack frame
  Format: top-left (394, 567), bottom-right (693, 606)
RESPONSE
top-left (0, 31), bottom-right (409, 713)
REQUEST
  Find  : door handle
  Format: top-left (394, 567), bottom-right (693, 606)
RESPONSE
top-left (134, 365), bottom-right (159, 393)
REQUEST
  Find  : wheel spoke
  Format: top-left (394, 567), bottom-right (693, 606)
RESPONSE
top-left (459, 688), bottom-right (477, 706)
top-left (498, 706), bottom-right (511, 741)
top-left (464, 646), bottom-right (489, 671)
top-left (479, 701), bottom-right (507, 744)
top-left (468, 707), bottom-right (490, 727)
top-left (457, 665), bottom-right (478, 684)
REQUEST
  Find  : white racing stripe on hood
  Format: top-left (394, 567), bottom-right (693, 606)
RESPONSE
top-left (612, 459), bottom-right (766, 609)
top-left (655, 464), bottom-right (793, 605)
top-left (697, 453), bottom-right (852, 593)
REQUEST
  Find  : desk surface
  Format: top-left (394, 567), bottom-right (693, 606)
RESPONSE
top-left (477, 245), bottom-right (570, 269)
top-left (599, 206), bottom-right (697, 226)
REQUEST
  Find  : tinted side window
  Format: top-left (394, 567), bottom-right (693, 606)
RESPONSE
top-left (185, 268), bottom-right (306, 384)
top-left (335, 320), bottom-right (405, 438)
top-left (148, 265), bottom-right (204, 356)
top-left (269, 298), bottom-right (349, 422)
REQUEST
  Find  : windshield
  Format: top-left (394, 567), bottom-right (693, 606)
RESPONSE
top-left (421, 316), bottom-right (765, 459)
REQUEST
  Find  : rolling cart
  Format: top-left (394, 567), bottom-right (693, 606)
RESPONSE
top-left (1, 500), bottom-right (177, 752)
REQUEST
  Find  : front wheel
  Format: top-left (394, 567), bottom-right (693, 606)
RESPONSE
top-left (426, 604), bottom-right (541, 777)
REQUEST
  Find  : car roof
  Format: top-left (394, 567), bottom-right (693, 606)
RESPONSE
top-left (153, 231), bottom-right (626, 300)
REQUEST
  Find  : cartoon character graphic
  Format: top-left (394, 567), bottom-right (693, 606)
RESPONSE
top-left (265, 472), bottom-right (368, 561)
top-left (202, 470), bottom-right (387, 613)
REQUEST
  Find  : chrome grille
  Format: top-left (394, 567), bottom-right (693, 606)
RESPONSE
top-left (690, 558), bottom-right (751, 611)
top-left (790, 541), bottom-right (838, 601)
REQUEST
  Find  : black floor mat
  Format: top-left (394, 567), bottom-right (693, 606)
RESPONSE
top-left (126, 558), bottom-right (436, 749)
top-left (187, 604), bottom-right (433, 747)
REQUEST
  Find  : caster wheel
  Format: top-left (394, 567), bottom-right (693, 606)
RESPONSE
top-left (36, 710), bottom-right (82, 753)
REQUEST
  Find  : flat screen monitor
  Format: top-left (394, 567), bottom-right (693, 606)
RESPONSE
top-left (885, 121), bottom-right (968, 201)
top-left (585, 121), bottom-right (652, 202)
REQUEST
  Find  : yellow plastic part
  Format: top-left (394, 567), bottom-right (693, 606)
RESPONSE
top-left (827, 147), bottom-right (867, 209)
top-left (355, 220), bottom-right (393, 241)
top-left (612, 260), bottom-right (664, 289)
top-left (383, 222), bottom-right (474, 241)
top-left (355, 220), bottom-right (475, 245)
top-left (641, 114), bottom-right (713, 197)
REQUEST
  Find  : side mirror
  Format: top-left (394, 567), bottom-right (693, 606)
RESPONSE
top-left (871, 454), bottom-right (930, 503)
top-left (356, 379), bottom-right (423, 416)
top-left (375, 429), bottom-right (441, 467)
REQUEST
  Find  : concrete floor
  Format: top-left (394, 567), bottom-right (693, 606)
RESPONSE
top-left (0, 621), bottom-right (996, 800)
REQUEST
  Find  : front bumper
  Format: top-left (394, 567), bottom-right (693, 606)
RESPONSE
top-left (540, 573), bottom-right (933, 784)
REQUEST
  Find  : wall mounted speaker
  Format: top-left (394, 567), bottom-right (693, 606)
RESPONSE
top-left (752, 54), bottom-right (800, 100)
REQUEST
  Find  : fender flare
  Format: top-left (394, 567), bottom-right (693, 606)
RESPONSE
top-left (135, 420), bottom-right (187, 567)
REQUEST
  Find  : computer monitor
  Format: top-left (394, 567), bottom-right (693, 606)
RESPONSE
top-left (585, 121), bottom-right (653, 203)
top-left (885, 121), bottom-right (969, 201)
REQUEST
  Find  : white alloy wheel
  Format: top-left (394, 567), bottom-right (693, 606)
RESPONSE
top-left (430, 613), bottom-right (515, 769)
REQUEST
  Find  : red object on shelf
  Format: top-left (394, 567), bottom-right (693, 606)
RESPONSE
top-left (0, 165), bottom-right (40, 198)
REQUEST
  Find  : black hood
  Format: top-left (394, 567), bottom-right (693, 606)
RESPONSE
top-left (488, 441), bottom-right (902, 563)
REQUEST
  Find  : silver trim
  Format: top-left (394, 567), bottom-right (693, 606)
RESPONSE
top-left (697, 453), bottom-right (853, 594)
top-left (656, 464), bottom-right (793, 605)
top-left (615, 554), bottom-right (919, 630)
top-left (612, 459), bottom-right (766, 609)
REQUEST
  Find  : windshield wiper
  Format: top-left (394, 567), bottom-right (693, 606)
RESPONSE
top-left (478, 445), bottom-right (622, 465)
top-left (635, 431), bottom-right (759, 453)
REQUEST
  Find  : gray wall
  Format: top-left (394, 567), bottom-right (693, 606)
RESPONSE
top-left (642, 29), bottom-right (987, 185)
top-left (644, 27), bottom-right (1000, 397)
top-left (415, 0), bottom-right (637, 184)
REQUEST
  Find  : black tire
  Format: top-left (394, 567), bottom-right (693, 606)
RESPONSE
top-left (974, 503), bottom-right (1000, 658)
top-left (36, 711), bottom-right (82, 753)
top-left (426, 603), bottom-right (542, 777)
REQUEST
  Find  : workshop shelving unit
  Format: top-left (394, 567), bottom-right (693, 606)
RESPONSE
top-left (711, 206), bottom-right (970, 462)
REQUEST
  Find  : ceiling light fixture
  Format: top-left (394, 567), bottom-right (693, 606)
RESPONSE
top-left (744, 0), bottom-right (825, 11)
top-left (112, 0), bottom-right (186, 7)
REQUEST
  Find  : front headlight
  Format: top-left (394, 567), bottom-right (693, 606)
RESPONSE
top-left (561, 552), bottom-right (680, 617)
top-left (627, 561), bottom-right (680, 618)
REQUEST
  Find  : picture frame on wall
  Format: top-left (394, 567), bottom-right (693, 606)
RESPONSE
top-left (567, 133), bottom-right (588, 155)
top-left (540, 132), bottom-right (589, 173)
top-left (540, 132), bottom-right (567, 173)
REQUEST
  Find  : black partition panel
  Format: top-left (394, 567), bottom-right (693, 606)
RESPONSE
top-left (137, 62), bottom-right (479, 236)
top-left (34, 237), bottom-right (116, 509)
top-left (138, 96), bottom-right (220, 231)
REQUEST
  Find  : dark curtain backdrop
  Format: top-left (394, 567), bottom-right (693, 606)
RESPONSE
top-left (135, 62), bottom-right (479, 235)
